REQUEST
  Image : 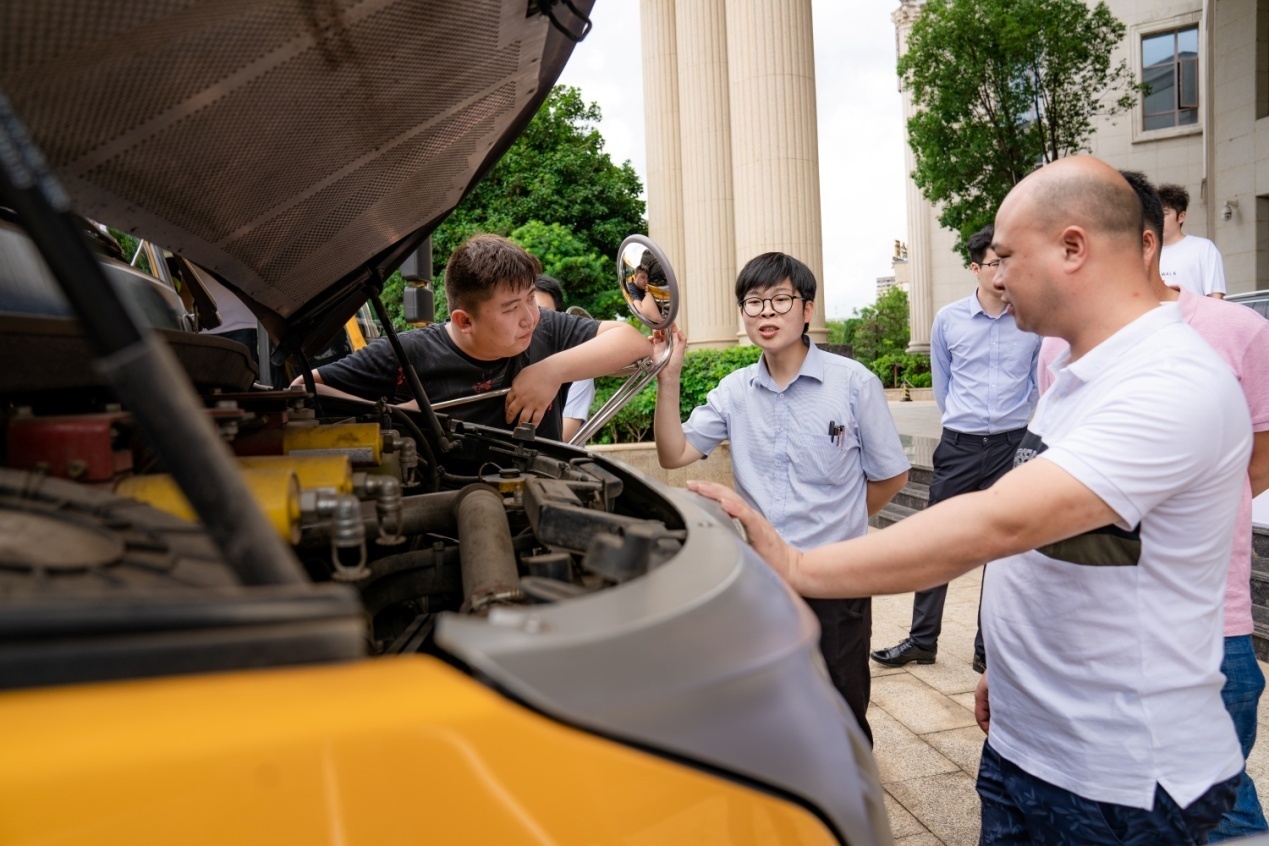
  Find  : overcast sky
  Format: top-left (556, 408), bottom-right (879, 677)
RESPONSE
top-left (556, 0), bottom-right (909, 319)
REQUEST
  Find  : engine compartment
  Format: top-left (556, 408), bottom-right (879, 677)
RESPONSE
top-left (0, 343), bottom-right (687, 688)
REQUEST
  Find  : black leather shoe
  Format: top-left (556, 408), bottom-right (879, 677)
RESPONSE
top-left (870, 638), bottom-right (937, 667)
top-left (972, 654), bottom-right (987, 674)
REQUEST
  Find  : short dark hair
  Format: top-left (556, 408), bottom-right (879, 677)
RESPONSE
top-left (1157, 183), bottom-right (1190, 215)
top-left (734, 252), bottom-right (817, 302)
top-left (444, 234), bottom-right (541, 312)
top-left (1118, 169), bottom-right (1164, 243)
top-left (533, 274), bottom-right (565, 311)
top-left (966, 225), bottom-right (994, 266)
top-left (735, 252), bottom-right (816, 336)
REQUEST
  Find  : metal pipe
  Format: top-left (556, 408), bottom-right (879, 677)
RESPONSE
top-left (298, 490), bottom-right (461, 546)
top-left (452, 484), bottom-right (521, 614)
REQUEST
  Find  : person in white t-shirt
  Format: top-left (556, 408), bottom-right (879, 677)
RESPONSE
top-left (532, 274), bottom-right (595, 442)
top-left (1159, 182), bottom-right (1226, 299)
top-left (690, 156), bottom-right (1248, 843)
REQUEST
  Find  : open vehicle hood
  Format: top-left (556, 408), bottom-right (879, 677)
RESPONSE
top-left (0, 0), bottom-right (588, 350)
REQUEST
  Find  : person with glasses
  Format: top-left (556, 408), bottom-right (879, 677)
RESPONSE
top-left (651, 252), bottom-right (910, 744)
top-left (870, 224), bottom-right (1041, 676)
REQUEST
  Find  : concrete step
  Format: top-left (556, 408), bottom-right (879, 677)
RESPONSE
top-left (893, 482), bottom-right (930, 512)
top-left (907, 464), bottom-right (933, 488)
top-left (870, 502), bottom-right (918, 530)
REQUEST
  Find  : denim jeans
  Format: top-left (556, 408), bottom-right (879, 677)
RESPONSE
top-left (1210, 634), bottom-right (1269, 841)
top-left (977, 741), bottom-right (1238, 845)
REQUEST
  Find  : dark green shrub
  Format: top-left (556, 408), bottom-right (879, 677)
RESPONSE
top-left (870, 352), bottom-right (932, 389)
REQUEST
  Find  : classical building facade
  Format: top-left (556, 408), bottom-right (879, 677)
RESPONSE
top-left (894, 0), bottom-right (1269, 352)
top-left (640, 0), bottom-right (828, 348)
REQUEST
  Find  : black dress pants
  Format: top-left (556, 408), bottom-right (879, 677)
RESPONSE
top-left (805, 596), bottom-right (873, 745)
top-left (908, 427), bottom-right (1026, 656)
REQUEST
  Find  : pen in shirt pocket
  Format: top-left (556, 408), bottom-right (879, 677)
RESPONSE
top-left (828, 420), bottom-right (846, 448)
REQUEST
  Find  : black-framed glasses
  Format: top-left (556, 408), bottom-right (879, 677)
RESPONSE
top-left (979, 260), bottom-right (1001, 269)
top-left (739, 294), bottom-right (805, 317)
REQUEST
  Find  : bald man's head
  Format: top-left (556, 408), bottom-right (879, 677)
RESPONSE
top-left (992, 157), bottom-right (1153, 337)
top-left (1012, 157), bottom-right (1143, 246)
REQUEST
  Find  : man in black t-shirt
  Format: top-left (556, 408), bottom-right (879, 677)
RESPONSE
top-left (305, 234), bottom-right (650, 441)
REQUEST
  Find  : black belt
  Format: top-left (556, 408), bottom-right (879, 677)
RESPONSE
top-left (943, 426), bottom-right (1027, 446)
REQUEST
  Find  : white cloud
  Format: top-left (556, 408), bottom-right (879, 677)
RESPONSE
top-left (556, 0), bottom-right (908, 320)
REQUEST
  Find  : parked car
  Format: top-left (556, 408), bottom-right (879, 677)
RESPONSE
top-left (0, 2), bottom-right (888, 844)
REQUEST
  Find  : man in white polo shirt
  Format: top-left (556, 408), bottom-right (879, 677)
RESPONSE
top-left (689, 156), bottom-right (1248, 842)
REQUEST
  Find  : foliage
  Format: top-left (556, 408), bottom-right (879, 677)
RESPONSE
top-left (106, 227), bottom-right (152, 276)
top-left (898, 0), bottom-right (1140, 249)
top-left (870, 353), bottom-right (932, 389)
top-left (381, 86), bottom-right (646, 323)
top-left (379, 270), bottom-right (449, 333)
top-left (830, 288), bottom-right (912, 370)
top-left (508, 221), bottom-right (622, 320)
top-left (587, 345), bottom-right (764, 445)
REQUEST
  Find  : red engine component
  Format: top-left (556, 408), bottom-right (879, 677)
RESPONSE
top-left (6, 412), bottom-right (133, 483)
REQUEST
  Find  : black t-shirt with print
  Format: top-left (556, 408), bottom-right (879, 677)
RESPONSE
top-left (317, 308), bottom-right (599, 441)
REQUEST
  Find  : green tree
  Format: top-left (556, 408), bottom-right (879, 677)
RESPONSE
top-left (507, 220), bottom-right (622, 320)
top-left (382, 85), bottom-right (645, 325)
top-left (898, 0), bottom-right (1140, 249)
top-left (833, 287), bottom-right (912, 369)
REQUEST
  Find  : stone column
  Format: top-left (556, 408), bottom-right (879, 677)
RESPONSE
top-left (640, 0), bottom-right (689, 334)
top-left (725, 0), bottom-right (827, 345)
top-left (675, 0), bottom-right (739, 348)
top-left (894, 1), bottom-right (932, 354)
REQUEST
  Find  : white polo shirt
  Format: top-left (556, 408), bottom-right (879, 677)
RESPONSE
top-left (983, 303), bottom-right (1249, 810)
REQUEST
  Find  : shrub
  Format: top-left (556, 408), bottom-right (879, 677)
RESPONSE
top-left (870, 352), bottom-right (932, 389)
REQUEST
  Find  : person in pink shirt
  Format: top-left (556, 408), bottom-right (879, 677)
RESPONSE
top-left (1037, 169), bottom-right (1269, 841)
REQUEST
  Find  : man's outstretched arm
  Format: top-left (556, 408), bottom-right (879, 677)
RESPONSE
top-left (689, 456), bottom-right (1119, 598)
top-left (505, 321), bottom-right (651, 426)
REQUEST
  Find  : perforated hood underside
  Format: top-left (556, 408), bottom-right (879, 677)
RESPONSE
top-left (0, 0), bottom-right (581, 339)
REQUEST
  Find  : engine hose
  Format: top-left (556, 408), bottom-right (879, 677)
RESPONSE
top-left (452, 484), bottom-right (521, 614)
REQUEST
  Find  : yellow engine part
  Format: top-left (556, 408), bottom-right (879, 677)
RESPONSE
top-left (284, 421), bottom-right (381, 466)
top-left (117, 468), bottom-right (302, 544)
top-left (0, 657), bottom-right (837, 845)
top-left (236, 454), bottom-right (354, 494)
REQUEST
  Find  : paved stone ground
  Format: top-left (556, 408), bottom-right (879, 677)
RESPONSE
top-left (878, 400), bottom-right (1269, 844)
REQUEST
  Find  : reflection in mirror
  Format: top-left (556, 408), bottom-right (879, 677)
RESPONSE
top-left (618, 235), bottom-right (678, 330)
top-left (569, 235), bottom-right (679, 446)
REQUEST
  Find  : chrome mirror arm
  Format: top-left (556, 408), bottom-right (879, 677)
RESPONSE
top-left (569, 328), bottom-right (674, 446)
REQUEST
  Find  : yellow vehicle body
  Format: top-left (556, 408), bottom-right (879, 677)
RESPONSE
top-left (0, 657), bottom-right (836, 845)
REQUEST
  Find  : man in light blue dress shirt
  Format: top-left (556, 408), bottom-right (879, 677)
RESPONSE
top-left (655, 252), bottom-right (910, 743)
top-left (871, 225), bottom-right (1040, 673)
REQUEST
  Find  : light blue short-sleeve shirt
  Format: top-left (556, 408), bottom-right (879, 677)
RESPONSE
top-left (683, 341), bottom-right (910, 549)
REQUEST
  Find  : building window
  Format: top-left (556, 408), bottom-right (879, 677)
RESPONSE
top-left (1142, 26), bottom-right (1199, 131)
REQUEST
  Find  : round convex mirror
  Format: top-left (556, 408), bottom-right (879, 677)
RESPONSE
top-left (617, 235), bottom-right (679, 331)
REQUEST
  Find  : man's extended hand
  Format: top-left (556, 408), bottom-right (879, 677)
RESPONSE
top-left (652, 323), bottom-right (688, 376)
top-left (975, 672), bottom-right (990, 735)
top-left (505, 360), bottom-right (561, 426)
top-left (686, 480), bottom-right (802, 581)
